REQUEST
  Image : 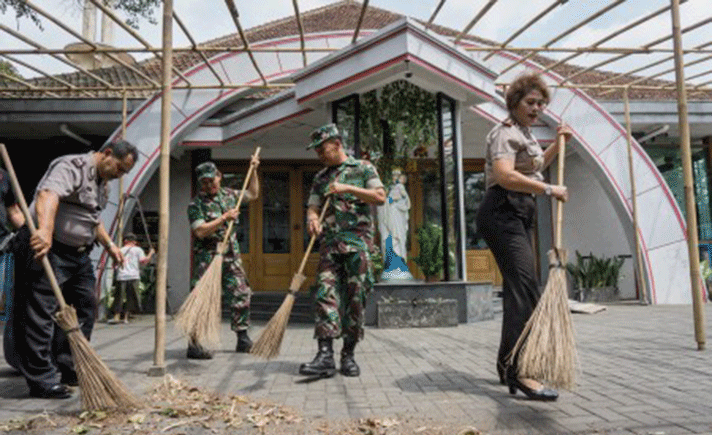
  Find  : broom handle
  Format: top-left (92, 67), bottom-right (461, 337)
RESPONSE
top-left (0, 144), bottom-right (68, 309)
top-left (295, 196), bottom-right (331, 278)
top-left (220, 146), bottom-right (261, 249)
top-left (554, 131), bottom-right (567, 250)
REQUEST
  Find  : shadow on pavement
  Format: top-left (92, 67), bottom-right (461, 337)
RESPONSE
top-left (394, 370), bottom-right (498, 395)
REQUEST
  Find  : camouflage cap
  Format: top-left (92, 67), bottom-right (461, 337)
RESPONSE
top-left (195, 161), bottom-right (218, 180)
top-left (307, 123), bottom-right (342, 150)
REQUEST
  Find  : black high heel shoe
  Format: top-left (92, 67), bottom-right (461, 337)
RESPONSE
top-left (496, 362), bottom-right (506, 385)
top-left (508, 378), bottom-right (558, 401)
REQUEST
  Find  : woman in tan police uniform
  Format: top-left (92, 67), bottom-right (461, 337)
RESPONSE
top-left (476, 73), bottom-right (572, 401)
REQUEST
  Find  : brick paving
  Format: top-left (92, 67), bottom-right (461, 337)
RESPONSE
top-left (1, 303), bottom-right (712, 434)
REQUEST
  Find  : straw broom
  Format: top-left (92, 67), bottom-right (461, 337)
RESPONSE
top-left (507, 131), bottom-right (578, 390)
top-left (0, 144), bottom-right (141, 411)
top-left (175, 147), bottom-right (260, 347)
top-left (250, 197), bottom-right (331, 359)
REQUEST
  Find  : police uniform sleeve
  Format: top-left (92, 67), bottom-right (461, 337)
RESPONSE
top-left (36, 158), bottom-right (81, 198)
top-left (489, 126), bottom-right (520, 162)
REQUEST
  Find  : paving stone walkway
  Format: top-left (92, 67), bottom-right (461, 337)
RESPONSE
top-left (1, 303), bottom-right (711, 434)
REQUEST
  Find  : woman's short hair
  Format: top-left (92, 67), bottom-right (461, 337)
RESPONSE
top-left (505, 73), bottom-right (550, 114)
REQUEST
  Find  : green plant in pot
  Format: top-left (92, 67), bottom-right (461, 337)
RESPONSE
top-left (370, 244), bottom-right (384, 282)
top-left (566, 251), bottom-right (625, 302)
top-left (411, 221), bottom-right (444, 282)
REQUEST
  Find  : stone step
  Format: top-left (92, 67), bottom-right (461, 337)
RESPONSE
top-left (224, 291), bottom-right (314, 323)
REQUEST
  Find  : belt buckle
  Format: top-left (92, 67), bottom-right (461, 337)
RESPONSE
top-left (77, 245), bottom-right (87, 253)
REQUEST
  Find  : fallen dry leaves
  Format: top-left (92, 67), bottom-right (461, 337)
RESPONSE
top-left (0, 375), bottom-right (484, 435)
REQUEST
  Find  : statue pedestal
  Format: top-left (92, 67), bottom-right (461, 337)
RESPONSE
top-left (365, 281), bottom-right (494, 326)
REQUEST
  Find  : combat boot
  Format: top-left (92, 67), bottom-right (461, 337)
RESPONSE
top-left (235, 330), bottom-right (253, 353)
top-left (340, 337), bottom-right (360, 377)
top-left (299, 338), bottom-right (336, 377)
top-left (186, 339), bottom-right (213, 360)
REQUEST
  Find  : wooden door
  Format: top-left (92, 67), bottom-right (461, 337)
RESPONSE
top-left (257, 168), bottom-right (293, 290)
top-left (463, 161), bottom-right (502, 285)
top-left (226, 163), bottom-right (322, 291)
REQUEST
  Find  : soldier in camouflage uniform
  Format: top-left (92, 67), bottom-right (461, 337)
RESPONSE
top-left (186, 157), bottom-right (260, 359)
top-left (299, 123), bottom-right (386, 377)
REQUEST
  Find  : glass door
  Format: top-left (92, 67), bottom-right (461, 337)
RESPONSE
top-left (258, 170), bottom-right (292, 290)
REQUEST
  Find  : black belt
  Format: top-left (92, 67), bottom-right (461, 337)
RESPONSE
top-left (52, 240), bottom-right (93, 254)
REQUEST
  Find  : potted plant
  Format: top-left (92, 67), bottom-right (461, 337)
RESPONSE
top-left (567, 251), bottom-right (625, 302)
top-left (411, 221), bottom-right (445, 282)
top-left (370, 244), bottom-right (384, 282)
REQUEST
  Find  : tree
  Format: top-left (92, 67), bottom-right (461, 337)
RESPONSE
top-left (0, 59), bottom-right (22, 80)
top-left (0, 0), bottom-right (161, 30)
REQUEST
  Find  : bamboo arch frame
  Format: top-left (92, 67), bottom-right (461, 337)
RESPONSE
top-left (0, 0), bottom-right (707, 363)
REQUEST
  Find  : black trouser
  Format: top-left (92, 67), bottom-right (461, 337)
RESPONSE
top-left (9, 225), bottom-right (96, 390)
top-left (476, 186), bottom-right (540, 381)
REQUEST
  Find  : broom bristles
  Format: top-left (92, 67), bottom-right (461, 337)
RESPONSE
top-left (508, 249), bottom-right (579, 390)
top-left (55, 305), bottom-right (141, 410)
top-left (175, 254), bottom-right (223, 347)
top-left (250, 293), bottom-right (296, 359)
top-left (250, 271), bottom-right (307, 359)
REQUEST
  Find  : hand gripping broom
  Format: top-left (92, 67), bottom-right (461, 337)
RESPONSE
top-left (0, 144), bottom-right (141, 411)
top-left (250, 196), bottom-right (331, 359)
top-left (507, 131), bottom-right (578, 390)
top-left (175, 147), bottom-right (260, 347)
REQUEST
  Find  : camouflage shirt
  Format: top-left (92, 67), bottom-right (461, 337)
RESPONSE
top-left (187, 187), bottom-right (241, 256)
top-left (308, 156), bottom-right (384, 253)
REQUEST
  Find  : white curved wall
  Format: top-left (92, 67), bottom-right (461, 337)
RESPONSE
top-left (98, 19), bottom-right (697, 304)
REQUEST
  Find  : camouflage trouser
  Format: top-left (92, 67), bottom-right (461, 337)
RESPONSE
top-left (192, 253), bottom-right (251, 332)
top-left (313, 249), bottom-right (374, 342)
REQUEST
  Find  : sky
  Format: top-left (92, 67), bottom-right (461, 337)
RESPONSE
top-left (1, 0), bottom-right (711, 85)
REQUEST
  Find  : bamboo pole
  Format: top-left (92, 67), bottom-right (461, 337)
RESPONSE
top-left (425, 0), bottom-right (447, 31)
top-left (3, 82), bottom-right (710, 98)
top-left (172, 11), bottom-right (224, 86)
top-left (561, 15), bottom-right (712, 85)
top-left (22, 0), bottom-right (160, 88)
top-left (0, 72), bottom-right (60, 97)
top-left (499, 0), bottom-right (627, 76)
top-left (670, 0), bottom-right (705, 351)
top-left (85, 0), bottom-right (191, 87)
top-left (352, 0), bottom-right (370, 43)
top-left (291, 0), bottom-right (307, 67)
top-left (623, 88), bottom-right (649, 305)
top-left (0, 54), bottom-right (91, 96)
top-left (539, 2), bottom-right (677, 76)
top-left (148, 0), bottom-right (174, 376)
top-left (0, 22), bottom-right (117, 91)
top-left (117, 89), bottom-right (128, 247)
top-left (0, 46), bottom-right (338, 55)
top-left (454, 0), bottom-right (498, 44)
top-left (223, 0), bottom-right (267, 85)
top-left (482, 0), bottom-right (564, 61)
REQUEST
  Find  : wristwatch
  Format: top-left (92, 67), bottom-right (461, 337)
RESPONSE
top-left (544, 184), bottom-right (553, 196)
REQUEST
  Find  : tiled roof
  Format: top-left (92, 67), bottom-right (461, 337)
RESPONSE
top-left (0, 0), bottom-right (709, 101)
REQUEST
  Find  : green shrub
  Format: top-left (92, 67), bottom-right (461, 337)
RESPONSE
top-left (566, 251), bottom-right (625, 289)
top-left (410, 222), bottom-right (444, 278)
